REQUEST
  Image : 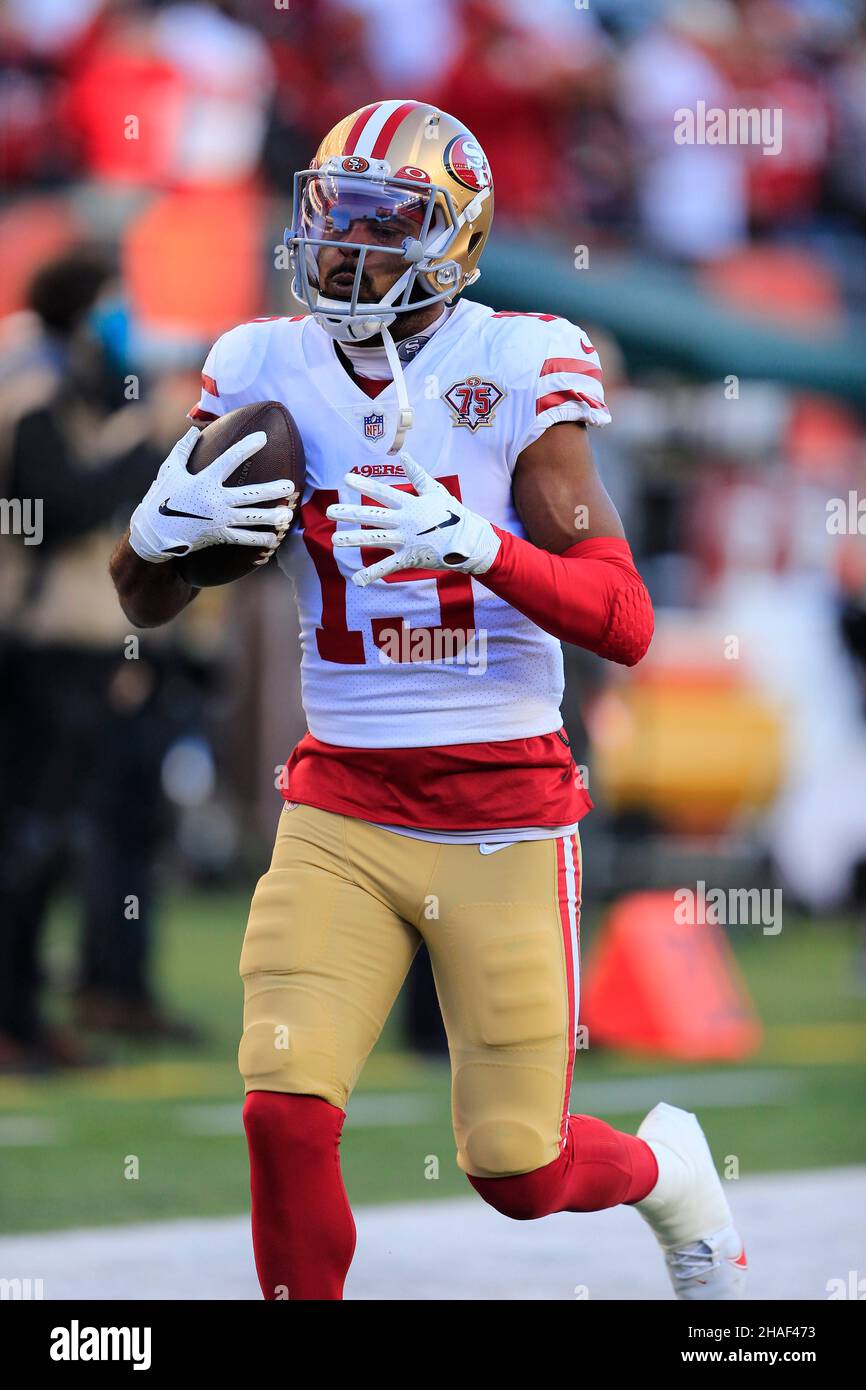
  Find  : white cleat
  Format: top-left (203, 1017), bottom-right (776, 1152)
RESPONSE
top-left (662, 1224), bottom-right (748, 1301)
top-left (633, 1102), bottom-right (747, 1300)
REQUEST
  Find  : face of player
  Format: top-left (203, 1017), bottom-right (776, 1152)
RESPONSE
top-left (318, 220), bottom-right (418, 302)
top-left (302, 176), bottom-right (432, 305)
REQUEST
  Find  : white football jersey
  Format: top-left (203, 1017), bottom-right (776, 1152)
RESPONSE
top-left (193, 299), bottom-right (610, 749)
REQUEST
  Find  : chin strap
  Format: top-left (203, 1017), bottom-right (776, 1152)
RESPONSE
top-left (380, 324), bottom-right (415, 455)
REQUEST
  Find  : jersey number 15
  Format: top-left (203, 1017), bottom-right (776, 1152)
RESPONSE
top-left (300, 477), bottom-right (476, 664)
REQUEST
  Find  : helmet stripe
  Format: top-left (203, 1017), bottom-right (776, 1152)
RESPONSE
top-left (343, 103), bottom-right (381, 155)
top-left (370, 100), bottom-right (421, 158)
top-left (345, 100), bottom-right (402, 157)
top-left (342, 100), bottom-right (424, 160)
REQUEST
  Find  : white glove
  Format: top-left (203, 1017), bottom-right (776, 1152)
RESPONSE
top-left (327, 452), bottom-right (501, 588)
top-left (129, 427), bottom-right (296, 564)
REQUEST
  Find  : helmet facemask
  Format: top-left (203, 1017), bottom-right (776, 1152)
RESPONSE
top-left (285, 162), bottom-right (486, 342)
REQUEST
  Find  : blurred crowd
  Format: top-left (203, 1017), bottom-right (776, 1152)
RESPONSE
top-left (2, 0), bottom-right (866, 268)
top-left (1, 0), bottom-right (865, 1071)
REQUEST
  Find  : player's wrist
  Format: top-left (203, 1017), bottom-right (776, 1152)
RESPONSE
top-left (129, 489), bottom-right (211, 563)
top-left (129, 505), bottom-right (173, 564)
top-left (474, 519), bottom-right (501, 573)
top-left (441, 516), bottom-right (500, 575)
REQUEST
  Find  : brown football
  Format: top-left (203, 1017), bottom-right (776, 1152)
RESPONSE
top-left (173, 401), bottom-right (305, 588)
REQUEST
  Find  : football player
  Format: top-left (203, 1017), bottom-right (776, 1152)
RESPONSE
top-left (111, 100), bottom-right (746, 1301)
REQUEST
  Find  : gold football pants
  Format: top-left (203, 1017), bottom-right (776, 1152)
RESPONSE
top-left (239, 804), bottom-right (582, 1178)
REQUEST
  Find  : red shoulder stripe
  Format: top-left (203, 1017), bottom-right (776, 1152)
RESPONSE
top-left (491, 311), bottom-right (559, 320)
top-left (536, 388), bottom-right (605, 415)
top-left (540, 357), bottom-right (602, 382)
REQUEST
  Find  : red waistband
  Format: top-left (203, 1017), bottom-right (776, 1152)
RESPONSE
top-left (281, 730), bottom-right (593, 831)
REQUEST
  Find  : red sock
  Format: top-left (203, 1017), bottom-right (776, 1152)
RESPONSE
top-left (468, 1114), bottom-right (658, 1219)
top-left (243, 1091), bottom-right (356, 1300)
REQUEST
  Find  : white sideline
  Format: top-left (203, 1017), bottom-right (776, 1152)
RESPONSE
top-left (0, 1166), bottom-right (864, 1300)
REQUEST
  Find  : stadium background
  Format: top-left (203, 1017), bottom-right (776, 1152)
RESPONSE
top-left (0, 0), bottom-right (864, 1297)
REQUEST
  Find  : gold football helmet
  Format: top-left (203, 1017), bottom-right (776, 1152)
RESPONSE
top-left (285, 100), bottom-right (495, 342)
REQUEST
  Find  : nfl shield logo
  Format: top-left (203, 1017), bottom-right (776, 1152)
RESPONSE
top-left (364, 412), bottom-right (385, 440)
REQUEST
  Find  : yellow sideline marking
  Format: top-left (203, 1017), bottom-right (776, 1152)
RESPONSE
top-left (759, 1021), bottom-right (866, 1064)
top-left (0, 1052), bottom-right (435, 1106)
top-left (0, 1061), bottom-right (233, 1105)
top-left (0, 1024), bottom-right (862, 1109)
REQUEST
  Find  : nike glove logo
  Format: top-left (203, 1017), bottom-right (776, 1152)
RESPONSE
top-left (417, 511), bottom-right (460, 536)
top-left (159, 497), bottom-right (213, 521)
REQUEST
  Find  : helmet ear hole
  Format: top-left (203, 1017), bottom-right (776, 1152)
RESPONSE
top-left (468, 231), bottom-right (484, 257)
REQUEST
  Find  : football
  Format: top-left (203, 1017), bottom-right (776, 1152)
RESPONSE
top-left (173, 401), bottom-right (305, 588)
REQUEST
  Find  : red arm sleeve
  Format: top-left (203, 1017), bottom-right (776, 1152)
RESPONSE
top-left (480, 529), bottom-right (654, 667)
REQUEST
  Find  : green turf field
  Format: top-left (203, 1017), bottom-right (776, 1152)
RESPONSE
top-left (0, 893), bottom-right (864, 1234)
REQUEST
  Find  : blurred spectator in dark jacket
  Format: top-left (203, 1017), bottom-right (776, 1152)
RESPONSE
top-left (0, 248), bottom-right (201, 1071)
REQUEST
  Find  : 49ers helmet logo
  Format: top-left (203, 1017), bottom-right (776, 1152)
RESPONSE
top-left (341, 155), bottom-right (370, 173)
top-left (443, 134), bottom-right (491, 192)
